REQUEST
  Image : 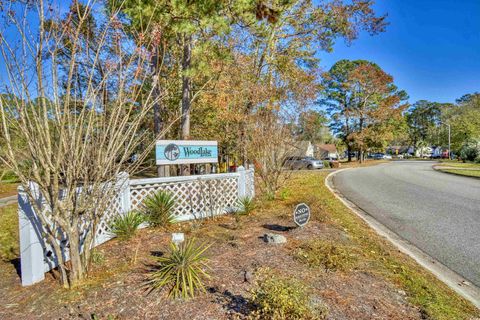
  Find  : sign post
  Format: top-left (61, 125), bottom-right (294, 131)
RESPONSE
top-left (156, 140), bottom-right (218, 166)
top-left (293, 203), bottom-right (310, 227)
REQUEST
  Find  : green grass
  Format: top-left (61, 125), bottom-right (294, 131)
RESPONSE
top-left (0, 182), bottom-right (18, 198)
top-left (438, 162), bottom-right (480, 169)
top-left (286, 171), bottom-right (479, 320)
top-left (0, 204), bottom-right (18, 261)
top-left (440, 169), bottom-right (480, 178)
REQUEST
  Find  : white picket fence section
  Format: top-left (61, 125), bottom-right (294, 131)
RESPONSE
top-left (18, 167), bottom-right (254, 286)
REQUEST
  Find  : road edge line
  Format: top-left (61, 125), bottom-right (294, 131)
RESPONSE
top-left (325, 168), bottom-right (480, 309)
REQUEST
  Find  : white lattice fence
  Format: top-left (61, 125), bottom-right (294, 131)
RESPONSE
top-left (130, 168), bottom-right (254, 221)
top-left (18, 173), bottom-right (130, 286)
top-left (18, 168), bottom-right (254, 286)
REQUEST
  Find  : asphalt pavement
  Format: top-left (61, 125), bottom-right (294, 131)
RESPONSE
top-left (333, 161), bottom-right (480, 287)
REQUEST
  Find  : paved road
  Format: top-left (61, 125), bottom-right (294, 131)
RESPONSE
top-left (333, 161), bottom-right (480, 286)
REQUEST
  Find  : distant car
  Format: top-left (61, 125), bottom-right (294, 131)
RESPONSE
top-left (284, 156), bottom-right (324, 170)
top-left (369, 153), bottom-right (392, 160)
top-left (371, 153), bottom-right (385, 160)
top-left (321, 156), bottom-right (338, 164)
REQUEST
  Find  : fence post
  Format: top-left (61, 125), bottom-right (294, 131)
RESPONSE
top-left (18, 184), bottom-right (46, 286)
top-left (116, 172), bottom-right (131, 215)
top-left (237, 166), bottom-right (246, 199)
top-left (249, 167), bottom-right (255, 198)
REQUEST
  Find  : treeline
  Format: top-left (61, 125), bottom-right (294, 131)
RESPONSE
top-left (61, 0), bottom-right (387, 167)
top-left (405, 93), bottom-right (480, 161)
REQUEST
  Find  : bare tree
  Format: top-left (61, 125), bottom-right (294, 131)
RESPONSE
top-left (0, 0), bottom-right (167, 288)
top-left (247, 107), bottom-right (296, 199)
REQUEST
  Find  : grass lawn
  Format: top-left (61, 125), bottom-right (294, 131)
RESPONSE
top-left (440, 169), bottom-right (480, 178)
top-left (0, 204), bottom-right (18, 261)
top-left (0, 182), bottom-right (18, 198)
top-left (0, 170), bottom-right (478, 319)
top-left (437, 161), bottom-right (480, 169)
top-left (435, 161), bottom-right (480, 178)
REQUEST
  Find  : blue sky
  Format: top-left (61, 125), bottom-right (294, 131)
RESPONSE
top-left (319, 0), bottom-right (480, 104)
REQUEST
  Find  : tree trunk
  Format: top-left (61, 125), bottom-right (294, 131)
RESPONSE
top-left (347, 144), bottom-right (352, 162)
top-left (67, 229), bottom-right (84, 288)
top-left (180, 35), bottom-right (192, 175)
top-left (152, 45), bottom-right (169, 177)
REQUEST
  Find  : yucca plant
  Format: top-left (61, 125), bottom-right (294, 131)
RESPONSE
top-left (109, 211), bottom-right (145, 241)
top-left (142, 190), bottom-right (176, 227)
top-left (236, 196), bottom-right (256, 216)
top-left (147, 238), bottom-right (211, 299)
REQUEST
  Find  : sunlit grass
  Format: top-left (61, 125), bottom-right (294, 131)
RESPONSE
top-left (286, 171), bottom-right (479, 320)
top-left (440, 169), bottom-right (480, 178)
top-left (438, 162), bottom-right (480, 169)
top-left (0, 204), bottom-right (18, 261)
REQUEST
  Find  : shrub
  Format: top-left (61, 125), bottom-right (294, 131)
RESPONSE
top-left (249, 268), bottom-right (327, 320)
top-left (278, 188), bottom-right (291, 200)
top-left (109, 211), bottom-right (145, 241)
top-left (142, 190), bottom-right (176, 227)
top-left (293, 240), bottom-right (356, 271)
top-left (91, 249), bottom-right (105, 265)
top-left (459, 140), bottom-right (480, 162)
top-left (322, 160), bottom-right (331, 169)
top-left (147, 238), bottom-right (211, 299)
top-left (236, 196), bottom-right (256, 215)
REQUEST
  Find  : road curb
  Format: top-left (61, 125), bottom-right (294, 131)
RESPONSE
top-left (325, 169), bottom-right (480, 309)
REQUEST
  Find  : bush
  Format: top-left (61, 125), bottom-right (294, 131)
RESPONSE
top-left (91, 249), bottom-right (105, 265)
top-left (322, 160), bottom-right (331, 169)
top-left (142, 190), bottom-right (176, 227)
top-left (147, 238), bottom-right (211, 299)
top-left (236, 196), bottom-right (256, 215)
top-left (293, 240), bottom-right (356, 271)
top-left (249, 268), bottom-right (327, 320)
top-left (459, 140), bottom-right (480, 162)
top-left (109, 211), bottom-right (145, 241)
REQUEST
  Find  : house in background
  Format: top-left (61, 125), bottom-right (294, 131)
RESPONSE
top-left (291, 141), bottom-right (315, 158)
top-left (414, 146), bottom-right (433, 158)
top-left (315, 144), bottom-right (339, 159)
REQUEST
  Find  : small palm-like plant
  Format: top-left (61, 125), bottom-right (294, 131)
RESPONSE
top-left (147, 238), bottom-right (211, 299)
top-left (142, 190), bottom-right (176, 227)
top-left (236, 196), bottom-right (256, 215)
top-left (109, 211), bottom-right (145, 241)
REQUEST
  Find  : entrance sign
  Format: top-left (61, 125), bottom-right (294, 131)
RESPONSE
top-left (293, 203), bottom-right (310, 227)
top-left (156, 140), bottom-right (218, 165)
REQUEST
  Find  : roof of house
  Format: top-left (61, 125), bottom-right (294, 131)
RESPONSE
top-left (316, 144), bottom-right (337, 153)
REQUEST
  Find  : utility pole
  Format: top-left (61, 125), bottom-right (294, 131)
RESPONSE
top-left (441, 122), bottom-right (451, 160)
top-left (447, 123), bottom-right (451, 160)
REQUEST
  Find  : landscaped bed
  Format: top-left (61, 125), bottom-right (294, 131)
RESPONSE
top-left (0, 170), bottom-right (478, 319)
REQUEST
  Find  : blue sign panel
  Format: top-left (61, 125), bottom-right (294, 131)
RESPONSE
top-left (156, 140), bottom-right (218, 165)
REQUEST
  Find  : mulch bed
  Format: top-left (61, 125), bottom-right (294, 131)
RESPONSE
top-left (0, 211), bottom-right (422, 320)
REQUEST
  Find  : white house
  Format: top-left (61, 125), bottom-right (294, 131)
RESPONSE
top-left (315, 144), bottom-right (339, 159)
top-left (291, 141), bottom-right (315, 157)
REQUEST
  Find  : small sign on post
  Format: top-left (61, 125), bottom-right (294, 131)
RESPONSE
top-left (293, 203), bottom-right (310, 227)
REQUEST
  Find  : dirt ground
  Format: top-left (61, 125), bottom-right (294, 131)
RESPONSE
top-left (1, 213), bottom-right (420, 319)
